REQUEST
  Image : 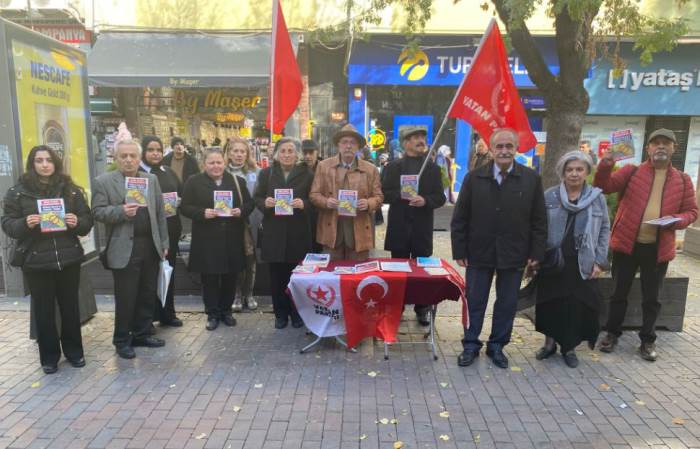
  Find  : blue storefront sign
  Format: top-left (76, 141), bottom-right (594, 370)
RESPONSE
top-left (348, 35), bottom-right (560, 88)
top-left (585, 43), bottom-right (700, 115)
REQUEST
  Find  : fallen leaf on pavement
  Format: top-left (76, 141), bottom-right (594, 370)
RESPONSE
top-left (393, 441), bottom-right (403, 449)
top-left (360, 434), bottom-right (367, 440)
top-left (232, 406), bottom-right (241, 412)
top-left (672, 417), bottom-right (685, 425)
top-left (575, 409), bottom-right (584, 416)
top-left (367, 371), bottom-right (378, 378)
top-left (599, 383), bottom-right (610, 391)
top-left (634, 400), bottom-right (645, 406)
top-left (31, 381), bottom-right (40, 388)
top-left (439, 435), bottom-right (450, 441)
top-left (194, 433), bottom-right (207, 439)
top-left (439, 411), bottom-right (450, 418)
top-left (379, 418), bottom-right (389, 425)
top-left (619, 403), bottom-right (628, 409)
top-left (510, 366), bottom-right (522, 372)
top-left (390, 418), bottom-right (398, 424)
top-left (474, 433), bottom-right (481, 443)
top-left (254, 384), bottom-right (263, 388)
top-left (439, 382), bottom-right (449, 388)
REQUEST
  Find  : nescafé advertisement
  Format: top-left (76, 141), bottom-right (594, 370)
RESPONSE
top-left (9, 35), bottom-right (95, 253)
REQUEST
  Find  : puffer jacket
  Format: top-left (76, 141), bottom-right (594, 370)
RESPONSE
top-left (594, 159), bottom-right (698, 262)
top-left (1, 181), bottom-right (93, 271)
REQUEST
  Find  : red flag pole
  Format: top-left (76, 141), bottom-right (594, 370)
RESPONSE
top-left (269, 0), bottom-right (279, 147)
top-left (417, 18), bottom-right (498, 183)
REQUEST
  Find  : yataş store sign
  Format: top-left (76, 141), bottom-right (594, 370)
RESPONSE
top-left (607, 68), bottom-right (699, 92)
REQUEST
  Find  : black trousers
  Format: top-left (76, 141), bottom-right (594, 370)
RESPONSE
top-left (112, 237), bottom-right (160, 348)
top-left (154, 233), bottom-right (179, 322)
top-left (269, 262), bottom-right (300, 321)
top-left (391, 249), bottom-right (430, 315)
top-left (606, 243), bottom-right (669, 343)
top-left (201, 272), bottom-right (237, 319)
top-left (25, 264), bottom-right (83, 366)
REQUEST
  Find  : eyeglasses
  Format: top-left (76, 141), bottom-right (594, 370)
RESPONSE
top-left (494, 143), bottom-right (515, 150)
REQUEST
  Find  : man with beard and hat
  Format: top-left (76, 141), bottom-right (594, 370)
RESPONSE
top-left (595, 128), bottom-right (698, 361)
top-left (381, 126), bottom-right (446, 326)
top-left (310, 124), bottom-right (383, 261)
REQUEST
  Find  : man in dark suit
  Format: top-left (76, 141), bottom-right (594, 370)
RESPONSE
top-left (92, 139), bottom-right (170, 359)
top-left (382, 126), bottom-right (446, 325)
top-left (451, 128), bottom-right (547, 369)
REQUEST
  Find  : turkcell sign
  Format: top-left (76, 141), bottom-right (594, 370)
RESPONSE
top-left (348, 35), bottom-right (560, 87)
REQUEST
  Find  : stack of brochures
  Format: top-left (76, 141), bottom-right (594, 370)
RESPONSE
top-left (302, 253), bottom-right (330, 268)
top-left (416, 257), bottom-right (442, 267)
top-left (380, 261), bottom-right (412, 272)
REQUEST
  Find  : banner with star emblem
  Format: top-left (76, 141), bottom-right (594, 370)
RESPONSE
top-left (288, 271), bottom-right (346, 337)
top-left (340, 272), bottom-right (408, 349)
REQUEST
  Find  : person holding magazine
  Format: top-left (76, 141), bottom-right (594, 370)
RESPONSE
top-left (139, 136), bottom-right (183, 327)
top-left (2, 146), bottom-right (93, 374)
top-left (254, 138), bottom-right (313, 329)
top-left (180, 148), bottom-right (254, 331)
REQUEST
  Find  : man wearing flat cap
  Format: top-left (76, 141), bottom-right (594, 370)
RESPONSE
top-left (310, 124), bottom-right (383, 261)
top-left (595, 128), bottom-right (698, 361)
top-left (381, 126), bottom-right (446, 325)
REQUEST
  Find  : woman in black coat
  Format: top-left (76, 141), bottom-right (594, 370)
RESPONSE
top-left (140, 136), bottom-right (183, 327)
top-left (254, 138), bottom-right (313, 329)
top-left (180, 148), bottom-right (253, 331)
top-left (1, 146), bottom-right (93, 374)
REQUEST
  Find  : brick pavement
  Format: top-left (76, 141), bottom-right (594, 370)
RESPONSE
top-left (0, 205), bottom-right (699, 449)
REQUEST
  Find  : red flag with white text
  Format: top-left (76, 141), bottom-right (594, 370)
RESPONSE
top-left (266, 0), bottom-right (303, 134)
top-left (447, 19), bottom-right (536, 152)
top-left (341, 273), bottom-right (407, 349)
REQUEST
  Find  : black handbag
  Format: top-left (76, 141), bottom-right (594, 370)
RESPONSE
top-left (99, 227), bottom-right (114, 270)
top-left (9, 238), bottom-right (32, 268)
top-left (540, 214), bottom-right (573, 276)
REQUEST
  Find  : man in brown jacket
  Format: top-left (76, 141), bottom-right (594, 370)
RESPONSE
top-left (310, 124), bottom-right (384, 260)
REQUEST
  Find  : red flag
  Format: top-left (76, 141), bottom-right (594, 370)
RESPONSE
top-left (340, 273), bottom-right (407, 349)
top-left (447, 19), bottom-right (536, 152)
top-left (266, 0), bottom-right (303, 134)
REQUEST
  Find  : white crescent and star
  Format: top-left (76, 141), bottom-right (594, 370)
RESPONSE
top-left (356, 276), bottom-right (389, 308)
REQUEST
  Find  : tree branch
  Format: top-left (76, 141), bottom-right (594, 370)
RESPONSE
top-left (553, 5), bottom-right (595, 110)
top-left (491, 0), bottom-right (558, 98)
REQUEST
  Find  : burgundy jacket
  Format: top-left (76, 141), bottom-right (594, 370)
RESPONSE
top-left (594, 159), bottom-right (698, 262)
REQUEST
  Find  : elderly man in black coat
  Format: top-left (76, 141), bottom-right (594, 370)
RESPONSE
top-left (382, 126), bottom-right (446, 326)
top-left (451, 128), bottom-right (547, 369)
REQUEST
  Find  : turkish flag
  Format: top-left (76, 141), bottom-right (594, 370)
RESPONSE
top-left (341, 272), bottom-right (407, 349)
top-left (447, 19), bottom-right (536, 153)
top-left (266, 0), bottom-right (303, 134)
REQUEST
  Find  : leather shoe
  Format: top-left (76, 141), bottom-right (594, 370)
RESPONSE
top-left (132, 336), bottom-right (165, 348)
top-left (291, 316), bottom-right (304, 328)
top-left (67, 357), bottom-right (86, 368)
top-left (535, 344), bottom-right (557, 360)
top-left (116, 346), bottom-right (135, 359)
top-left (206, 318), bottom-right (219, 331)
top-left (598, 332), bottom-right (618, 353)
top-left (563, 351), bottom-right (579, 368)
top-left (221, 314), bottom-right (237, 327)
top-left (42, 364), bottom-right (58, 374)
top-left (161, 317), bottom-right (183, 327)
top-left (639, 342), bottom-right (657, 362)
top-left (457, 350), bottom-right (479, 367)
top-left (415, 310), bottom-right (430, 327)
top-left (486, 348), bottom-right (509, 369)
top-left (274, 317), bottom-right (288, 329)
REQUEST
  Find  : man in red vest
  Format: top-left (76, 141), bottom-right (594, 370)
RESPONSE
top-left (595, 128), bottom-right (698, 361)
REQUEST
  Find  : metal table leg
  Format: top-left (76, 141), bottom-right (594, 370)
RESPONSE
top-left (300, 334), bottom-right (357, 354)
top-left (384, 303), bottom-right (439, 361)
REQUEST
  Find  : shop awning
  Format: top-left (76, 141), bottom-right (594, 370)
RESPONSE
top-left (88, 32), bottom-right (290, 88)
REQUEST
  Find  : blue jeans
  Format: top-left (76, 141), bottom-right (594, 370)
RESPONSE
top-left (462, 266), bottom-right (522, 352)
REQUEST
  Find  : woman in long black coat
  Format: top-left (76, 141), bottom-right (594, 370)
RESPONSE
top-left (140, 136), bottom-right (183, 327)
top-left (180, 148), bottom-right (253, 331)
top-left (1, 145), bottom-right (93, 374)
top-left (254, 138), bottom-right (313, 329)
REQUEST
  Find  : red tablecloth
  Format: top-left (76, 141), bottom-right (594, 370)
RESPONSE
top-left (325, 258), bottom-right (465, 305)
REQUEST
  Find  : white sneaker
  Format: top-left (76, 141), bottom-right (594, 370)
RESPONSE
top-left (246, 297), bottom-right (258, 310)
top-left (232, 297), bottom-right (243, 312)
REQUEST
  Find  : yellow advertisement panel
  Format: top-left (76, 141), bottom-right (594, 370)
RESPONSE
top-left (11, 39), bottom-right (95, 252)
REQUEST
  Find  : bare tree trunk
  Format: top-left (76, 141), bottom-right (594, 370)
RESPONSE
top-left (541, 101), bottom-right (587, 189)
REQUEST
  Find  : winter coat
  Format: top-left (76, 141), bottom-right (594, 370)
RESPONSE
top-left (162, 152), bottom-right (200, 184)
top-left (2, 181), bottom-right (93, 271)
top-left (309, 155), bottom-right (383, 252)
top-left (382, 155), bottom-right (446, 255)
top-left (180, 171), bottom-right (253, 274)
top-left (140, 164), bottom-right (183, 247)
top-left (451, 161), bottom-right (547, 269)
top-left (254, 162), bottom-right (313, 263)
top-left (593, 159), bottom-right (698, 262)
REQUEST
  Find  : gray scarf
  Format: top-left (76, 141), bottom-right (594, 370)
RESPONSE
top-left (558, 182), bottom-right (602, 250)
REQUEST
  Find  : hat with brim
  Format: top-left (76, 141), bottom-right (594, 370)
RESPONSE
top-left (333, 124), bottom-right (366, 147)
top-left (399, 125), bottom-right (428, 142)
top-left (647, 128), bottom-right (677, 144)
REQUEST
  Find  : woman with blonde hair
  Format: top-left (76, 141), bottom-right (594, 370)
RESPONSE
top-left (225, 137), bottom-right (262, 311)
